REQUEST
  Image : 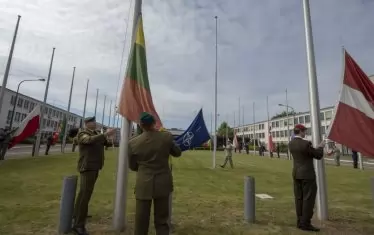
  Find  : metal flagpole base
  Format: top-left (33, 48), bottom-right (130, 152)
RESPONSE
top-left (58, 175), bottom-right (78, 234)
top-left (244, 176), bottom-right (255, 223)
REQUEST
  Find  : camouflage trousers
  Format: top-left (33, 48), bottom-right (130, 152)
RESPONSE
top-left (221, 156), bottom-right (234, 168)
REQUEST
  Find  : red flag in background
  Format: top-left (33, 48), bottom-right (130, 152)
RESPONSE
top-left (327, 50), bottom-right (374, 157)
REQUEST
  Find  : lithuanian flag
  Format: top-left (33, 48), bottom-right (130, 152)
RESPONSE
top-left (118, 14), bottom-right (162, 129)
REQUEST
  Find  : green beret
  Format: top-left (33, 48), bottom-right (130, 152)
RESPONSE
top-left (139, 112), bottom-right (155, 124)
top-left (84, 116), bottom-right (96, 123)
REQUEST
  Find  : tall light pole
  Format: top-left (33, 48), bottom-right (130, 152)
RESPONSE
top-left (279, 102), bottom-right (295, 160)
top-left (9, 79), bottom-right (45, 129)
top-left (212, 15), bottom-right (218, 169)
top-left (302, 0), bottom-right (328, 220)
top-left (0, 15), bottom-right (21, 118)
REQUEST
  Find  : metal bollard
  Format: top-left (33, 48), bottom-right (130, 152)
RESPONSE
top-left (244, 176), bottom-right (255, 223)
top-left (58, 175), bottom-right (78, 234)
top-left (358, 153), bottom-right (364, 170)
top-left (371, 177), bottom-right (374, 210)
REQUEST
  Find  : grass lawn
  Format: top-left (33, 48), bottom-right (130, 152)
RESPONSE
top-left (0, 150), bottom-right (374, 235)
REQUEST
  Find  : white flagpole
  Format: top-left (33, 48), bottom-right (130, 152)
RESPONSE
top-left (62, 67), bottom-right (76, 153)
top-left (253, 102), bottom-right (255, 155)
top-left (302, 0), bottom-right (328, 220)
top-left (108, 100), bottom-right (112, 127)
top-left (286, 89), bottom-right (291, 160)
top-left (34, 47), bottom-right (55, 156)
top-left (82, 79), bottom-right (89, 121)
top-left (242, 105), bottom-right (244, 146)
top-left (113, 0), bottom-right (142, 231)
top-left (101, 95), bottom-right (107, 129)
top-left (212, 15), bottom-right (218, 169)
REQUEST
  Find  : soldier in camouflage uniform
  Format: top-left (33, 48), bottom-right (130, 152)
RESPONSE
top-left (220, 139), bottom-right (234, 168)
top-left (72, 116), bottom-right (115, 235)
top-left (129, 112), bottom-right (181, 235)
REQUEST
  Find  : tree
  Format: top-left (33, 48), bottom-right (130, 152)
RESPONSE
top-left (271, 111), bottom-right (297, 120)
top-left (217, 121), bottom-right (234, 137)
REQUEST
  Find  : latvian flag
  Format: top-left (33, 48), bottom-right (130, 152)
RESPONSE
top-left (327, 50), bottom-right (374, 157)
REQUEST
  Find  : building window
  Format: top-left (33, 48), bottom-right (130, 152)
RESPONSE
top-left (279, 120), bottom-right (284, 128)
top-left (24, 100), bottom-right (29, 109)
top-left (276, 131), bottom-right (279, 137)
top-left (320, 112), bottom-right (325, 121)
top-left (10, 96), bottom-right (16, 105)
top-left (52, 110), bottom-right (56, 117)
top-left (47, 120), bottom-right (50, 127)
top-left (299, 116), bottom-right (305, 124)
top-left (280, 130), bottom-right (285, 137)
top-left (325, 111), bottom-right (332, 120)
top-left (44, 108), bottom-right (48, 114)
top-left (275, 121), bottom-right (279, 127)
top-left (271, 122), bottom-right (275, 128)
top-left (21, 113), bottom-right (27, 121)
top-left (6, 110), bottom-right (13, 124)
top-left (30, 102), bottom-right (35, 111)
top-left (294, 117), bottom-right (299, 125)
top-left (288, 118), bottom-right (294, 126)
top-left (306, 128), bottom-right (311, 135)
top-left (321, 126), bottom-right (326, 135)
top-left (17, 98), bottom-right (23, 107)
top-left (15, 112), bottom-right (20, 122)
top-left (305, 115), bottom-right (310, 123)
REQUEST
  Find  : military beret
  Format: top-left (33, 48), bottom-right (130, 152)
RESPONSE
top-left (84, 116), bottom-right (96, 123)
top-left (294, 124), bottom-right (306, 131)
top-left (139, 112), bottom-right (155, 124)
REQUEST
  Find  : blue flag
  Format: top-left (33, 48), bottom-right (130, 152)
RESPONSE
top-left (174, 109), bottom-right (210, 152)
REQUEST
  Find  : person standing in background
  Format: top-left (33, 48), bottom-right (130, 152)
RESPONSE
top-left (352, 150), bottom-right (358, 169)
top-left (221, 139), bottom-right (234, 168)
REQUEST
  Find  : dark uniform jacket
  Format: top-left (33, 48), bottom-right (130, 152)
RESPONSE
top-left (77, 128), bottom-right (108, 172)
top-left (289, 137), bottom-right (324, 179)
top-left (128, 130), bottom-right (182, 200)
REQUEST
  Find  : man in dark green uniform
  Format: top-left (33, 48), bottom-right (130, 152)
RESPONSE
top-left (72, 117), bottom-right (114, 235)
top-left (289, 124), bottom-right (325, 232)
top-left (128, 112), bottom-right (181, 235)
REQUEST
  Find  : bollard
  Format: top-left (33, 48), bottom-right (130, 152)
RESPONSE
top-left (168, 193), bottom-right (172, 229)
top-left (371, 177), bottom-right (374, 210)
top-left (58, 175), bottom-right (78, 234)
top-left (244, 176), bottom-right (255, 223)
top-left (358, 153), bottom-right (364, 170)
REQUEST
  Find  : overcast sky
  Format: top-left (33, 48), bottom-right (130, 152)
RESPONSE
top-left (1, 0), bottom-right (373, 130)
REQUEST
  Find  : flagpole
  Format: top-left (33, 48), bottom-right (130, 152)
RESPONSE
top-left (108, 100), bottom-right (112, 127)
top-left (286, 88), bottom-right (291, 160)
top-left (253, 102), bottom-right (255, 155)
top-left (0, 15), bottom-right (21, 117)
top-left (82, 79), bottom-right (89, 121)
top-left (62, 67), bottom-right (76, 153)
top-left (34, 47), bottom-right (56, 156)
top-left (94, 89), bottom-right (99, 117)
top-left (113, 0), bottom-right (142, 231)
top-left (101, 95), bottom-right (107, 128)
top-left (267, 96), bottom-right (272, 156)
top-left (302, 0), bottom-right (328, 220)
top-left (212, 15), bottom-right (218, 169)
top-left (225, 113), bottom-right (228, 145)
top-left (238, 97), bottom-right (241, 151)
top-left (242, 105), bottom-right (244, 145)
top-left (210, 112), bottom-right (212, 151)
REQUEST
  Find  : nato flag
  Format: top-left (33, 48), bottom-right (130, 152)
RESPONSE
top-left (174, 109), bottom-right (210, 152)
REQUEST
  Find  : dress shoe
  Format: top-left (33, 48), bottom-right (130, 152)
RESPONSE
top-left (72, 227), bottom-right (90, 235)
top-left (299, 224), bottom-right (320, 232)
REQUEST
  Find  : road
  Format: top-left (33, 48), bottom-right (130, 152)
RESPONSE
top-left (4, 144), bottom-right (74, 159)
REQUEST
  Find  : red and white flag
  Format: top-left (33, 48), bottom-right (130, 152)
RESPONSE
top-left (327, 50), bottom-right (374, 157)
top-left (8, 105), bottom-right (41, 149)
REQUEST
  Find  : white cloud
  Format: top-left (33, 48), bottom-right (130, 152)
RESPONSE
top-left (1, 0), bottom-right (374, 130)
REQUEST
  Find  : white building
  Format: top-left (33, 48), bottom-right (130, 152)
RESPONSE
top-left (234, 106), bottom-right (334, 145)
top-left (0, 86), bottom-right (107, 139)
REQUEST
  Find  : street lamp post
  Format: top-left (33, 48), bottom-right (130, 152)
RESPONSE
top-left (9, 79), bottom-right (46, 130)
top-left (278, 103), bottom-right (296, 159)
